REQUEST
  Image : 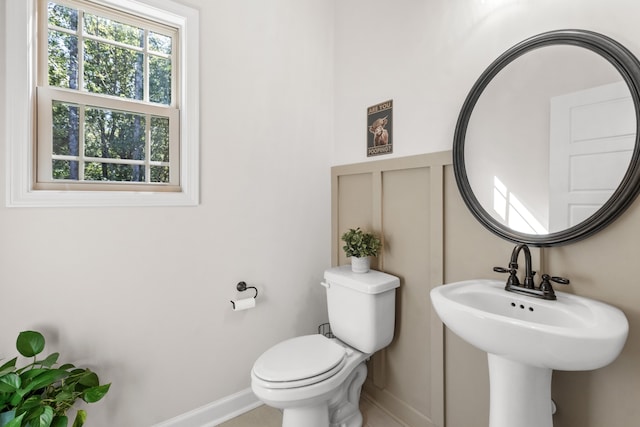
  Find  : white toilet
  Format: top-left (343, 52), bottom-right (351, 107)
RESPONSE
top-left (251, 265), bottom-right (400, 427)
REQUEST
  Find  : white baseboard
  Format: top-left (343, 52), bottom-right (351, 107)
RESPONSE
top-left (152, 388), bottom-right (263, 427)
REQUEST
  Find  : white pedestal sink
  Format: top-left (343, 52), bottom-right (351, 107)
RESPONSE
top-left (431, 279), bottom-right (628, 427)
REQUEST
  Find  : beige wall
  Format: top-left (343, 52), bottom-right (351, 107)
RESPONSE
top-left (334, 153), bottom-right (640, 427)
top-left (333, 2), bottom-right (640, 425)
top-left (332, 153), bottom-right (450, 427)
top-left (545, 207), bottom-right (640, 426)
top-left (445, 166), bottom-right (640, 427)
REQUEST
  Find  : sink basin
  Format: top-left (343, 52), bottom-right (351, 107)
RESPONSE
top-left (430, 279), bottom-right (628, 370)
top-left (431, 279), bottom-right (629, 427)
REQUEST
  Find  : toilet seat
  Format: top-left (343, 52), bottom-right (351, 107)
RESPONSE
top-left (252, 335), bottom-right (347, 389)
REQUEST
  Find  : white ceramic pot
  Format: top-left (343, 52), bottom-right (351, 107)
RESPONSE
top-left (351, 256), bottom-right (371, 273)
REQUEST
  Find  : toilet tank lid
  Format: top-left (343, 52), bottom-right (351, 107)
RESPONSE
top-left (324, 265), bottom-right (400, 294)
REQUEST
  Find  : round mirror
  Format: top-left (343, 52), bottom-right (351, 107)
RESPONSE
top-left (454, 29), bottom-right (640, 246)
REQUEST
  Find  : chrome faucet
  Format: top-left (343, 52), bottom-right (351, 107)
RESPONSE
top-left (494, 243), bottom-right (569, 300)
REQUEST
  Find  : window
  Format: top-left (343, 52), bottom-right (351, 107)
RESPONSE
top-left (5, 0), bottom-right (199, 207)
top-left (39, 0), bottom-right (179, 188)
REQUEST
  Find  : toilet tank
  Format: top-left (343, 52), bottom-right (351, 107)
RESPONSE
top-left (323, 266), bottom-right (400, 354)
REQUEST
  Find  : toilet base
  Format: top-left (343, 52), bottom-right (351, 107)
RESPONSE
top-left (279, 362), bottom-right (367, 427)
top-left (328, 363), bottom-right (367, 427)
top-left (283, 404), bottom-right (329, 427)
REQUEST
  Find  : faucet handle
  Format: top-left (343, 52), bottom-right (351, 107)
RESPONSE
top-left (539, 274), bottom-right (570, 300)
top-left (540, 274), bottom-right (570, 286)
top-left (549, 275), bottom-right (570, 285)
top-left (493, 266), bottom-right (520, 287)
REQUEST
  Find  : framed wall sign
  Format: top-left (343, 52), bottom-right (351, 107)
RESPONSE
top-left (367, 100), bottom-right (393, 157)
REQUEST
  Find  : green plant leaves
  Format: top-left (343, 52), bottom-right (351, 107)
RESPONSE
top-left (77, 372), bottom-right (98, 388)
top-left (40, 354), bottom-right (59, 369)
top-left (16, 332), bottom-right (45, 358)
top-left (0, 374), bottom-right (20, 393)
top-left (20, 369), bottom-right (71, 396)
top-left (0, 359), bottom-right (18, 376)
top-left (24, 406), bottom-right (53, 427)
top-left (71, 410), bottom-right (86, 427)
top-left (82, 384), bottom-right (110, 403)
top-left (2, 331), bottom-right (111, 427)
top-left (51, 416), bottom-right (68, 427)
top-left (16, 396), bottom-right (41, 412)
top-left (340, 227), bottom-right (381, 258)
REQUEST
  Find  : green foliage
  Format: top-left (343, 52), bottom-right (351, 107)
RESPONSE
top-left (15, 333), bottom-right (44, 359)
top-left (0, 331), bottom-right (110, 427)
top-left (341, 228), bottom-right (382, 258)
top-left (47, 1), bottom-right (172, 183)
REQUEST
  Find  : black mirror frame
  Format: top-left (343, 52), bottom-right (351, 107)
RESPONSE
top-left (453, 29), bottom-right (640, 246)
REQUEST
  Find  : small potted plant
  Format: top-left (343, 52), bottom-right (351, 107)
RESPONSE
top-left (341, 227), bottom-right (382, 273)
top-left (0, 330), bottom-right (111, 427)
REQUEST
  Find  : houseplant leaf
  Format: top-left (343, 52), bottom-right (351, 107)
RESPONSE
top-left (27, 406), bottom-right (53, 427)
top-left (0, 359), bottom-right (17, 376)
top-left (2, 331), bottom-right (110, 426)
top-left (53, 391), bottom-right (74, 402)
top-left (0, 373), bottom-right (20, 393)
top-left (9, 390), bottom-right (27, 407)
top-left (77, 372), bottom-right (98, 388)
top-left (16, 332), bottom-right (45, 358)
top-left (71, 410), bottom-right (86, 427)
top-left (82, 384), bottom-right (110, 403)
top-left (19, 368), bottom-right (53, 381)
top-left (51, 415), bottom-right (68, 427)
top-left (341, 227), bottom-right (381, 258)
top-left (23, 369), bottom-right (70, 393)
top-left (17, 395), bottom-right (43, 411)
top-left (40, 353), bottom-right (60, 368)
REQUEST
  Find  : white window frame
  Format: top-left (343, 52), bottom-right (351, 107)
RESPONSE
top-left (4, 0), bottom-right (199, 207)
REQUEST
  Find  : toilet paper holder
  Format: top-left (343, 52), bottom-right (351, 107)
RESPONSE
top-left (230, 281), bottom-right (258, 309)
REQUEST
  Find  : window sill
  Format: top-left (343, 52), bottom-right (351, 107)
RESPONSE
top-left (7, 188), bottom-right (198, 208)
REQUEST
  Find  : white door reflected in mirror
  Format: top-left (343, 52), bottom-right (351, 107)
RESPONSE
top-left (549, 81), bottom-right (635, 230)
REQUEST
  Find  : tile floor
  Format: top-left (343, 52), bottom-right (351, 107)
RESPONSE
top-left (218, 396), bottom-right (407, 427)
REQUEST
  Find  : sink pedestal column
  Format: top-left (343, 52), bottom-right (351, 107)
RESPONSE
top-left (488, 354), bottom-right (553, 427)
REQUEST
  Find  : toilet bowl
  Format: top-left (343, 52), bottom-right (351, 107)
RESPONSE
top-left (251, 334), bottom-right (369, 427)
top-left (251, 266), bottom-right (400, 427)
